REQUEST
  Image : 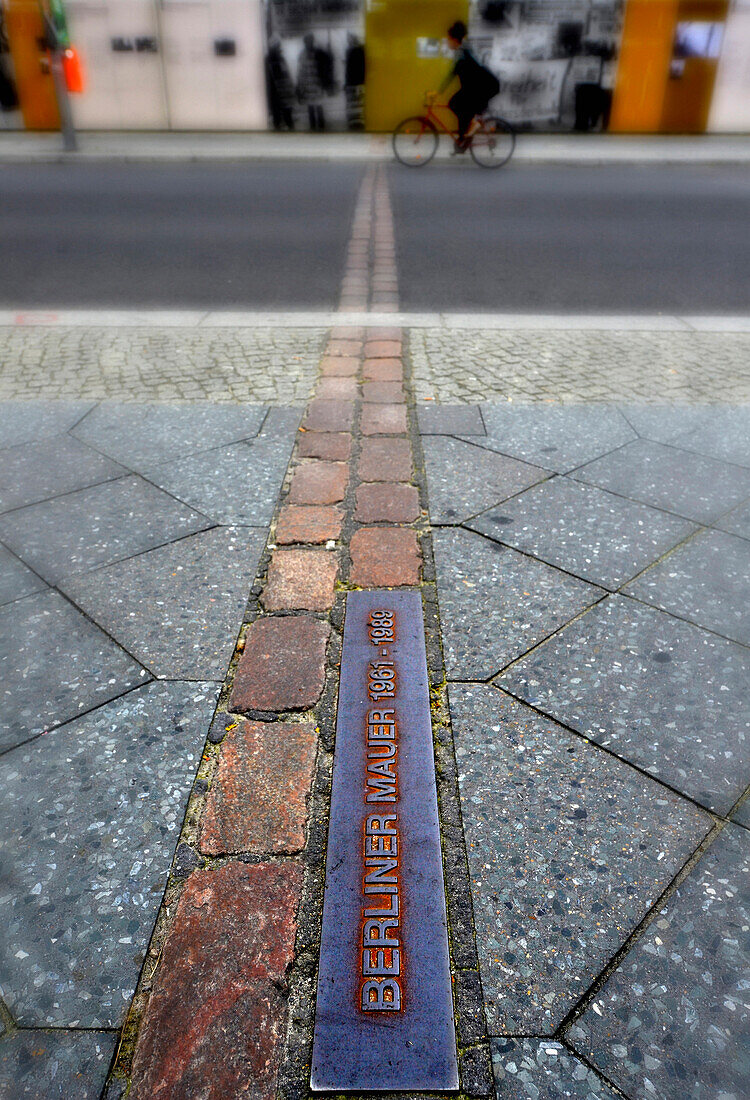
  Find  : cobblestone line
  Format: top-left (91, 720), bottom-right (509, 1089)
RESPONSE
top-left (411, 328), bottom-right (750, 405)
top-left (105, 165), bottom-right (496, 1098)
top-left (338, 167), bottom-right (374, 313)
top-left (107, 167), bottom-right (428, 1098)
top-left (371, 166), bottom-right (399, 314)
top-left (279, 175), bottom-right (490, 1098)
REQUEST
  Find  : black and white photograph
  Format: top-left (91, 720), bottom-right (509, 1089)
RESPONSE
top-left (263, 0), bottom-right (365, 131)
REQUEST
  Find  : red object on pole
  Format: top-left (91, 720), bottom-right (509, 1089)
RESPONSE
top-left (62, 47), bottom-right (84, 94)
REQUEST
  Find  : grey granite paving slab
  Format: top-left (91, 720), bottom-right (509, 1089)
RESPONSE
top-left (450, 684), bottom-right (710, 1034)
top-left (71, 401), bottom-right (267, 472)
top-left (469, 476), bottom-right (695, 590)
top-left (434, 528), bottom-right (602, 679)
top-left (0, 544), bottom-right (46, 608)
top-left (61, 527), bottom-right (266, 680)
top-left (0, 680), bottom-right (218, 1027)
top-left (500, 594), bottom-right (750, 814)
top-left (256, 404), bottom-right (303, 438)
top-left (0, 476), bottom-right (210, 584)
top-left (424, 437), bottom-right (546, 525)
top-left (418, 403), bottom-right (485, 436)
top-left (142, 435), bottom-right (295, 526)
top-left (0, 400), bottom-right (94, 449)
top-left (732, 797), bottom-right (750, 830)
top-left (0, 1029), bottom-right (116, 1099)
top-left (672, 405), bottom-right (750, 469)
top-left (0, 591), bottom-right (147, 754)
top-left (0, 435), bottom-right (126, 515)
top-left (472, 405), bottom-right (636, 474)
top-left (491, 1040), bottom-right (621, 1100)
top-left (626, 528), bottom-right (750, 646)
top-left (574, 438), bottom-right (750, 523)
top-left (618, 405), bottom-right (714, 444)
top-left (569, 825), bottom-right (750, 1100)
top-left (715, 498), bottom-right (750, 541)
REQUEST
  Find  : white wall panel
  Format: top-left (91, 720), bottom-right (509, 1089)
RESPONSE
top-left (708, 2), bottom-right (750, 131)
top-left (160, 0), bottom-right (267, 129)
top-left (67, 0), bottom-right (168, 128)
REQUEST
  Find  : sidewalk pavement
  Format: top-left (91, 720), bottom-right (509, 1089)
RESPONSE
top-left (1, 129), bottom-right (750, 165)
top-left (0, 312), bottom-right (748, 1100)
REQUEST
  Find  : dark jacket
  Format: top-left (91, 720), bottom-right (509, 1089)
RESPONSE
top-left (439, 45), bottom-right (499, 102)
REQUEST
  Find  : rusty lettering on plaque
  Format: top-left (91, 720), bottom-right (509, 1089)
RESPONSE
top-left (311, 589), bottom-right (458, 1092)
top-left (361, 608), bottom-right (403, 1011)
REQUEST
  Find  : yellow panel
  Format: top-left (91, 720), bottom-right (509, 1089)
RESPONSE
top-left (365, 0), bottom-right (468, 132)
top-left (4, 0), bottom-right (60, 130)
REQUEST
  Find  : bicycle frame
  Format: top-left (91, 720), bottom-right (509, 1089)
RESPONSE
top-left (420, 99), bottom-right (482, 141)
top-left (422, 101), bottom-right (458, 137)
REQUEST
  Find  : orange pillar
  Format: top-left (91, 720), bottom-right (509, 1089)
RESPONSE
top-left (609, 0), bottom-right (678, 132)
top-left (3, 0), bottom-right (59, 129)
top-left (660, 0), bottom-right (728, 132)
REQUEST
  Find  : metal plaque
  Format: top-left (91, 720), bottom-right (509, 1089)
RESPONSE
top-left (311, 590), bottom-right (458, 1092)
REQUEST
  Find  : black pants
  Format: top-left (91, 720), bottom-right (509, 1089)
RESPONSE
top-left (449, 89), bottom-right (487, 141)
top-left (307, 103), bottom-right (325, 131)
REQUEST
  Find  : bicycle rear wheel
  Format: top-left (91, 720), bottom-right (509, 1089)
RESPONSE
top-left (392, 117), bottom-right (438, 167)
top-left (469, 117), bottom-right (515, 168)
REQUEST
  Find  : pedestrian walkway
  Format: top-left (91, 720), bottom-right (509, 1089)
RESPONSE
top-left (0, 165), bottom-right (748, 1098)
top-left (423, 399), bottom-right (750, 1098)
top-left (0, 397), bottom-right (301, 1098)
top-left (1, 129), bottom-right (750, 165)
top-left (1, 316), bottom-right (747, 1099)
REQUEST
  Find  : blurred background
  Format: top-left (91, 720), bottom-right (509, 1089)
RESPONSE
top-left (1, 0), bottom-right (749, 137)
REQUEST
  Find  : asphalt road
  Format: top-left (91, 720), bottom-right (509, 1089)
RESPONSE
top-left (1, 162), bottom-right (359, 310)
top-left (2, 161), bottom-right (748, 312)
top-left (392, 163), bottom-right (750, 312)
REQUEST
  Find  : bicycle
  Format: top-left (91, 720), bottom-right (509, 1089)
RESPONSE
top-left (392, 95), bottom-right (515, 169)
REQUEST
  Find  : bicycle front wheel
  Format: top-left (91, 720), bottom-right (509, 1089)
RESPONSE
top-left (470, 117), bottom-right (516, 168)
top-left (392, 117), bottom-right (438, 167)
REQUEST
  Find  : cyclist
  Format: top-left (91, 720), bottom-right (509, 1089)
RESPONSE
top-left (430, 20), bottom-right (499, 152)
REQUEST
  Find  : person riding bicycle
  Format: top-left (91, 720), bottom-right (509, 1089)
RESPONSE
top-left (430, 21), bottom-right (499, 152)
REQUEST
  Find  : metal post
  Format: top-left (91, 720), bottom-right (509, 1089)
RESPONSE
top-left (48, 46), bottom-right (77, 152)
top-left (40, 2), bottom-right (77, 152)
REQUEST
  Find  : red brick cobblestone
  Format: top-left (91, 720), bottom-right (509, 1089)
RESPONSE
top-left (360, 402), bottom-right (408, 435)
top-left (359, 437), bottom-right (413, 482)
top-left (229, 616), bottom-right (330, 713)
top-left (129, 861), bottom-right (302, 1100)
top-left (330, 326), bottom-right (364, 339)
top-left (316, 376), bottom-right (359, 400)
top-left (262, 548), bottom-right (338, 611)
top-left (363, 357), bottom-right (403, 382)
top-left (298, 431), bottom-right (351, 461)
top-left (355, 482), bottom-right (420, 524)
top-left (364, 339), bottom-right (402, 358)
top-left (367, 326), bottom-right (402, 341)
top-left (362, 380), bottom-right (404, 403)
top-left (200, 721), bottom-right (317, 855)
top-left (275, 504), bottom-right (342, 544)
top-left (350, 527), bottom-right (422, 587)
top-left (325, 338), bottom-right (362, 357)
top-left (319, 356), bottom-right (359, 377)
top-left (303, 398), bottom-right (355, 433)
top-left (288, 460), bottom-right (348, 505)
